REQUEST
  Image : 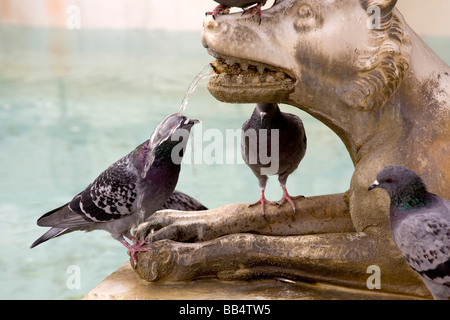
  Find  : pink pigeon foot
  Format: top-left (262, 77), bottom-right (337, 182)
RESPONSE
top-left (206, 4), bottom-right (230, 20)
top-left (119, 234), bottom-right (151, 267)
top-left (277, 186), bottom-right (305, 213)
top-left (242, 3), bottom-right (263, 24)
top-left (248, 189), bottom-right (278, 217)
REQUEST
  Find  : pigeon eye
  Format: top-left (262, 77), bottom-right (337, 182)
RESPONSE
top-left (385, 178), bottom-right (393, 183)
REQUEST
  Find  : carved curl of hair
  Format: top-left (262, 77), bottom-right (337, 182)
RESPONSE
top-left (343, 0), bottom-right (412, 110)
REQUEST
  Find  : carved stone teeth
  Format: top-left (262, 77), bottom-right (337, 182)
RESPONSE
top-left (257, 65), bottom-right (265, 75)
top-left (276, 72), bottom-right (286, 80)
top-left (225, 59), bottom-right (236, 66)
top-left (240, 62), bottom-right (249, 71)
top-left (213, 56), bottom-right (293, 84)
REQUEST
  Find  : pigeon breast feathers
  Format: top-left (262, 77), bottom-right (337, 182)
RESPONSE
top-left (394, 209), bottom-right (450, 280)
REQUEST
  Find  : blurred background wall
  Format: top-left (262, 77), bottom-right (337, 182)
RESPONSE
top-left (0, 0), bottom-right (449, 36)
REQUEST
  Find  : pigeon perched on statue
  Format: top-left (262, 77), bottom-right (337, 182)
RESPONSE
top-left (369, 165), bottom-right (450, 300)
top-left (241, 103), bottom-right (307, 216)
top-left (30, 113), bottom-right (199, 266)
top-left (206, 0), bottom-right (267, 24)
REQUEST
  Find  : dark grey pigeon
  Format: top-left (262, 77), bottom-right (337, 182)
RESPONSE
top-left (30, 113), bottom-right (199, 266)
top-left (206, 0), bottom-right (268, 24)
top-left (241, 103), bottom-right (307, 216)
top-left (369, 165), bottom-right (450, 300)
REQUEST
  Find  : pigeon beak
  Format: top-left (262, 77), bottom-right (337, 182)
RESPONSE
top-left (260, 111), bottom-right (267, 124)
top-left (183, 118), bottom-right (200, 126)
top-left (368, 180), bottom-right (380, 191)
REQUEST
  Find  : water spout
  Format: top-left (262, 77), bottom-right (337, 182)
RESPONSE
top-left (179, 64), bottom-right (215, 114)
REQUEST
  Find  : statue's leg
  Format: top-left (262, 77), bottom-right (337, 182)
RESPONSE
top-left (134, 232), bottom-right (430, 297)
top-left (134, 193), bottom-right (355, 242)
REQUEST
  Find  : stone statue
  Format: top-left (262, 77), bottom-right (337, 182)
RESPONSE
top-left (133, 0), bottom-right (449, 298)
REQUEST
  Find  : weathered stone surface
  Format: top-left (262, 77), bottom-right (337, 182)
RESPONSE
top-left (84, 263), bottom-right (426, 300)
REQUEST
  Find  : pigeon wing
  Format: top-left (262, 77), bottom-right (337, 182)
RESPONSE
top-left (395, 207), bottom-right (450, 284)
top-left (37, 155), bottom-right (139, 228)
top-left (81, 155), bottom-right (139, 222)
top-left (160, 190), bottom-right (208, 211)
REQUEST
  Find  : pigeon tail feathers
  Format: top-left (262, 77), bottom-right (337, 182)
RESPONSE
top-left (30, 227), bottom-right (68, 248)
top-left (37, 199), bottom-right (93, 228)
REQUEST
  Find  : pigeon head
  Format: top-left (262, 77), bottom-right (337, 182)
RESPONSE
top-left (368, 165), bottom-right (429, 210)
top-left (255, 103), bottom-right (280, 126)
top-left (142, 113), bottom-right (199, 177)
top-left (150, 113), bottom-right (199, 147)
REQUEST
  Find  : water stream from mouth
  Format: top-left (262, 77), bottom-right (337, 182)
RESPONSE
top-left (179, 63), bottom-right (214, 114)
top-left (179, 64), bottom-right (215, 179)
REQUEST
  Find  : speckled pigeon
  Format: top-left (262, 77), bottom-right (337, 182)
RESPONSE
top-left (206, 0), bottom-right (268, 24)
top-left (160, 190), bottom-right (207, 211)
top-left (369, 165), bottom-right (450, 300)
top-left (241, 103), bottom-right (307, 216)
top-left (30, 113), bottom-right (199, 266)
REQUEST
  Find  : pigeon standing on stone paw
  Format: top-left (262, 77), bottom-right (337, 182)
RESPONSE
top-left (369, 165), bottom-right (450, 300)
top-left (206, 0), bottom-right (267, 24)
top-left (241, 103), bottom-right (307, 216)
top-left (30, 113), bottom-right (199, 267)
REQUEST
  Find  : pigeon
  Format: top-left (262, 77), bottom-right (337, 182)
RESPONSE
top-left (241, 103), bottom-right (307, 216)
top-left (30, 113), bottom-right (199, 266)
top-left (206, 0), bottom-right (268, 24)
top-left (369, 165), bottom-right (450, 300)
top-left (160, 190), bottom-right (207, 211)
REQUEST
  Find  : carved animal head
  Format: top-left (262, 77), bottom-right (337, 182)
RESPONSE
top-left (203, 0), bottom-right (411, 111)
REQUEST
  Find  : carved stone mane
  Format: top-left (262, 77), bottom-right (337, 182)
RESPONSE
top-left (344, 0), bottom-right (411, 110)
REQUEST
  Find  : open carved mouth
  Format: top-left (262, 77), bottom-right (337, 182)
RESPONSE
top-left (207, 49), bottom-right (296, 103)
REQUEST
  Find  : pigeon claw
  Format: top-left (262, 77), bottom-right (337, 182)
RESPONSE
top-left (119, 235), bottom-right (152, 268)
top-left (127, 245), bottom-right (152, 269)
top-left (248, 191), bottom-right (278, 218)
top-left (206, 4), bottom-right (230, 20)
top-left (242, 3), bottom-right (263, 25)
top-left (278, 186), bottom-right (305, 213)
